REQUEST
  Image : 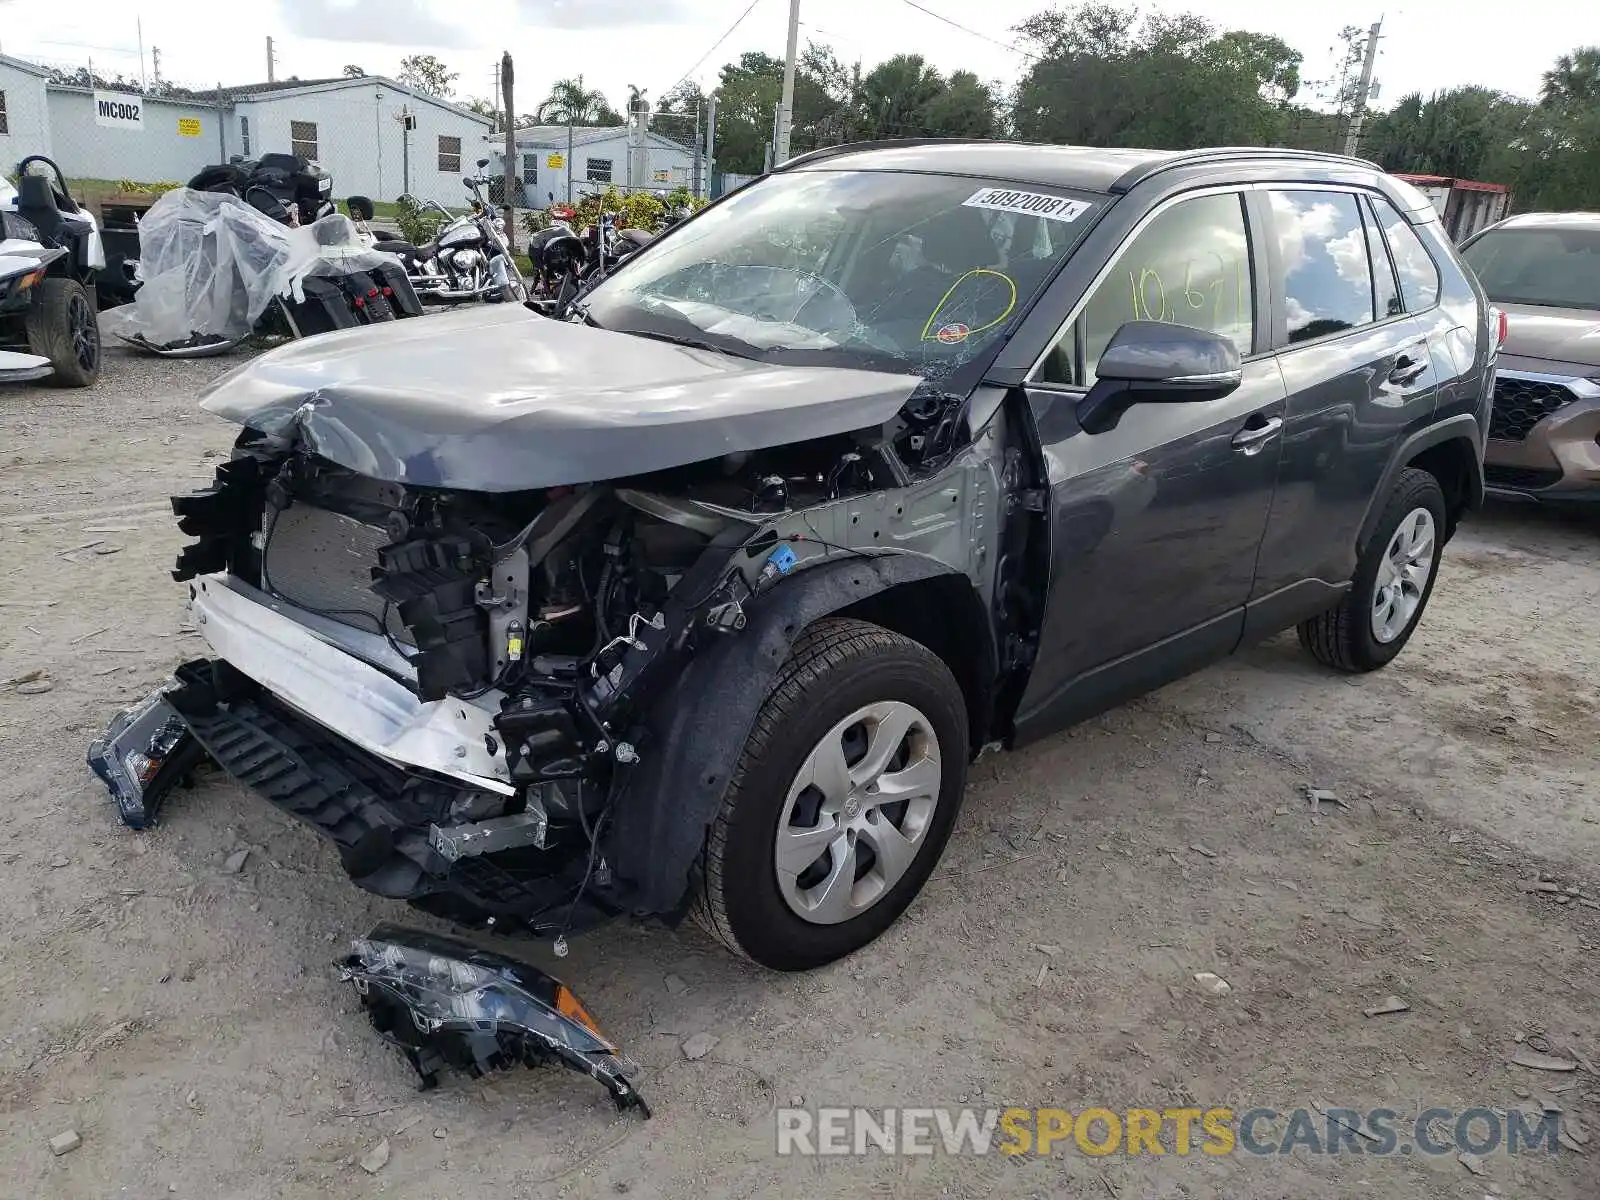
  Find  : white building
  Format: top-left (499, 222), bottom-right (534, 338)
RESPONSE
top-left (0, 54), bottom-right (53, 166)
top-left (8, 69), bottom-right (489, 205)
top-left (45, 87), bottom-right (231, 184)
top-left (220, 76), bottom-right (493, 206)
top-left (496, 124), bottom-right (701, 207)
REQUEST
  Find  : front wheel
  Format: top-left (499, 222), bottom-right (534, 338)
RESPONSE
top-left (1298, 467), bottom-right (1447, 672)
top-left (26, 277), bottom-right (101, 387)
top-left (695, 618), bottom-right (969, 971)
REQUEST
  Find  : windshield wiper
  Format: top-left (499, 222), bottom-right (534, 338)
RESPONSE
top-left (617, 328), bottom-right (758, 359)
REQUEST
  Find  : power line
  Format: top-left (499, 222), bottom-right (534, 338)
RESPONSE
top-left (663, 0), bottom-right (768, 96)
top-left (893, 0), bottom-right (1036, 62)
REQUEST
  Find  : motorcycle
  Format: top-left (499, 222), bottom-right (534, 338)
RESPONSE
top-left (1, 155), bottom-right (105, 387)
top-left (351, 158), bottom-right (526, 304)
top-left (106, 153), bottom-right (424, 358)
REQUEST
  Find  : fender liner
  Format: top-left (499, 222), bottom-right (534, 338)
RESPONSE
top-left (606, 553), bottom-right (965, 916)
top-left (1356, 413), bottom-right (1484, 552)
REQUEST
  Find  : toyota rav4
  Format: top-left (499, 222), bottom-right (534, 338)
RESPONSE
top-left (92, 142), bottom-right (1496, 987)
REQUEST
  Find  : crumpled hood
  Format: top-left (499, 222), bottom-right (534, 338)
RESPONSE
top-left (1499, 302), bottom-right (1600, 371)
top-left (199, 304), bottom-right (925, 491)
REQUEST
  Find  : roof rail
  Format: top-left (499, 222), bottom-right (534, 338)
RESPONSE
top-left (772, 138), bottom-right (993, 172)
top-left (1109, 146), bottom-right (1381, 193)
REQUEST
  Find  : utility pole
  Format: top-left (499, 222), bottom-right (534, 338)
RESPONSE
top-left (151, 47), bottom-right (162, 89)
top-left (774, 0), bottom-right (800, 165)
top-left (704, 93), bottom-right (718, 198)
top-left (401, 105), bottom-right (411, 195)
top-left (566, 120), bottom-right (574, 204)
top-left (266, 36), bottom-right (277, 83)
top-left (691, 100), bottom-right (704, 201)
top-left (501, 51), bottom-right (517, 253)
top-left (137, 18), bottom-right (147, 92)
top-left (1343, 18), bottom-right (1382, 156)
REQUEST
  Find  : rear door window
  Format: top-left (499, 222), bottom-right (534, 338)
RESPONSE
top-left (1267, 190), bottom-right (1375, 343)
top-left (1370, 195), bottom-right (1442, 310)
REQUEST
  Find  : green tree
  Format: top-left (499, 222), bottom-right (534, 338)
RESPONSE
top-left (342, 64), bottom-right (366, 78)
top-left (1360, 87), bottom-right (1532, 179)
top-left (1010, 3), bottom-right (1300, 149)
top-left (398, 54), bottom-right (458, 98)
top-left (536, 76), bottom-right (621, 126)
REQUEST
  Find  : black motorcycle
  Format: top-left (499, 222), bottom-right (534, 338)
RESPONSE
top-left (352, 158), bottom-right (526, 304)
top-left (110, 154), bottom-right (423, 357)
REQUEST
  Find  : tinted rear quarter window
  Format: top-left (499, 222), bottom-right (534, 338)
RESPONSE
top-left (1269, 190), bottom-right (1375, 343)
top-left (1371, 195), bottom-right (1441, 310)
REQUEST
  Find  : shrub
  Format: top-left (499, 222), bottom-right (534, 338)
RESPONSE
top-left (395, 194), bottom-right (448, 245)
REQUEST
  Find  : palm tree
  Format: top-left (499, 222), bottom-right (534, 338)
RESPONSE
top-left (537, 76), bottom-right (612, 126)
top-left (1540, 48), bottom-right (1600, 111)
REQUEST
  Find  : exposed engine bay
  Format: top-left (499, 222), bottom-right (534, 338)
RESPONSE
top-left (121, 380), bottom-right (1014, 934)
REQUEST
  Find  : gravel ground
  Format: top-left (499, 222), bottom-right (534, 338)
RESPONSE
top-left (2, 345), bottom-right (1598, 1199)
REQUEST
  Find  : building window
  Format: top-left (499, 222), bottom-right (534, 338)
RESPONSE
top-left (438, 135), bottom-right (462, 173)
top-left (585, 157), bottom-right (613, 184)
top-left (290, 120), bottom-right (318, 161)
top-left (239, 115), bottom-right (250, 156)
top-left (0, 90), bottom-right (8, 136)
top-left (522, 154), bottom-right (538, 186)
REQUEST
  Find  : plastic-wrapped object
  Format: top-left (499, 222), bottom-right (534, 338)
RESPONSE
top-left (103, 188), bottom-right (403, 352)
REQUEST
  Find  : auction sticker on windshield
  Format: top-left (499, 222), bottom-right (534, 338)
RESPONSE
top-left (963, 188), bottom-right (1091, 224)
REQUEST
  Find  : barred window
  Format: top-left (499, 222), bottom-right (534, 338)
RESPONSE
top-left (0, 91), bottom-right (9, 136)
top-left (585, 157), bottom-right (612, 183)
top-left (290, 120), bottom-right (318, 161)
top-left (239, 115), bottom-right (250, 156)
top-left (438, 135), bottom-right (462, 173)
top-left (522, 154), bottom-right (538, 186)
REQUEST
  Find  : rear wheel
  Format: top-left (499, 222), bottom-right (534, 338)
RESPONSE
top-left (1298, 468), bottom-right (1446, 671)
top-left (695, 618), bottom-right (968, 970)
top-left (26, 277), bottom-right (100, 387)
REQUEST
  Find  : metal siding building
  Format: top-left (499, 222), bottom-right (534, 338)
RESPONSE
top-left (221, 78), bottom-right (492, 206)
top-left (499, 125), bottom-right (699, 205)
top-left (44, 89), bottom-right (224, 183)
top-left (0, 55), bottom-right (53, 165)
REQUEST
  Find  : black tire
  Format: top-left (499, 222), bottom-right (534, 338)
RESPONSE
top-left (694, 618), bottom-right (969, 971)
top-left (1298, 467), bottom-right (1447, 672)
top-left (26, 277), bottom-right (101, 387)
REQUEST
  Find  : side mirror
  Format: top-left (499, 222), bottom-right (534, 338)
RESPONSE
top-left (477, 157), bottom-right (491, 169)
top-left (1077, 321), bottom-right (1243, 435)
top-left (346, 195), bottom-right (375, 221)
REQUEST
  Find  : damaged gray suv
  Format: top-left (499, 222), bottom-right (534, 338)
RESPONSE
top-left (93, 142), bottom-right (1496, 983)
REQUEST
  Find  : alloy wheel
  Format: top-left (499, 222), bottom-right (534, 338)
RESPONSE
top-left (774, 700), bottom-right (942, 925)
top-left (1371, 507), bottom-right (1436, 643)
top-left (69, 291), bottom-right (100, 371)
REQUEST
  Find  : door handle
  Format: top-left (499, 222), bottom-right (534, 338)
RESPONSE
top-left (1388, 352), bottom-right (1429, 386)
top-left (1231, 415), bottom-right (1283, 454)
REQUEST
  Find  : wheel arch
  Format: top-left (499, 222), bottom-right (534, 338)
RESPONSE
top-left (1357, 415), bottom-right (1484, 551)
top-left (605, 555), bottom-right (993, 918)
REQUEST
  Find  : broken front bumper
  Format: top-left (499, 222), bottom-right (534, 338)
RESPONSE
top-left (88, 576), bottom-right (618, 930)
top-left (187, 574), bottom-right (512, 793)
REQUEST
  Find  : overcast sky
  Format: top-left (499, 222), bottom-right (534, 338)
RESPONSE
top-left (2, 0), bottom-right (1596, 114)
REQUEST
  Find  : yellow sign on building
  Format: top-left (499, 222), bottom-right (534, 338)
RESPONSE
top-left (546, 153), bottom-right (565, 169)
top-left (177, 118), bottom-right (202, 138)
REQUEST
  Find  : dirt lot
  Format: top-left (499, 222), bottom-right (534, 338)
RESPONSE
top-left (2, 347), bottom-right (1598, 1199)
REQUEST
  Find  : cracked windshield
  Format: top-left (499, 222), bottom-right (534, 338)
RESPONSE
top-left (581, 170), bottom-right (1101, 382)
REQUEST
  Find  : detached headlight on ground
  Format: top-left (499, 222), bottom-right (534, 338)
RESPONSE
top-left (337, 922), bottom-right (650, 1116)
